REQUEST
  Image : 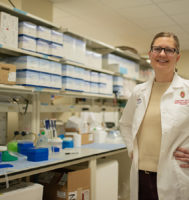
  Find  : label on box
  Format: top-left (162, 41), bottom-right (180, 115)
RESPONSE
top-left (68, 191), bottom-right (77, 200)
top-left (119, 67), bottom-right (127, 74)
top-left (57, 191), bottom-right (66, 198)
top-left (82, 189), bottom-right (89, 200)
top-left (8, 72), bottom-right (16, 82)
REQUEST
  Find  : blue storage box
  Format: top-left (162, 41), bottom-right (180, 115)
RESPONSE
top-left (27, 147), bottom-right (49, 162)
top-left (18, 141), bottom-right (34, 156)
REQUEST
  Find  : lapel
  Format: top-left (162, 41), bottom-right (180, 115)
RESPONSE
top-left (137, 76), bottom-right (154, 109)
top-left (133, 76), bottom-right (154, 138)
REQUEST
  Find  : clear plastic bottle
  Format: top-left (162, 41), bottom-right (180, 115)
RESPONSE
top-left (36, 131), bottom-right (49, 148)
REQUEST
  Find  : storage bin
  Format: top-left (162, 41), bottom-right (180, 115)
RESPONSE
top-left (17, 141), bottom-right (34, 156)
top-left (27, 147), bottom-right (49, 162)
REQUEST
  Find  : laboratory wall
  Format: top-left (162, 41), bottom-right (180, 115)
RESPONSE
top-left (0, 0), bottom-right (52, 21)
top-left (21, 0), bottom-right (53, 22)
top-left (0, 0), bottom-right (22, 8)
top-left (178, 50), bottom-right (189, 79)
top-left (52, 3), bottom-right (150, 54)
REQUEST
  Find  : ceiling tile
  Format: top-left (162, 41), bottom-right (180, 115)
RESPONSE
top-left (119, 4), bottom-right (166, 19)
top-left (131, 15), bottom-right (175, 29)
top-left (152, 0), bottom-right (180, 3)
top-left (146, 25), bottom-right (184, 36)
top-left (171, 13), bottom-right (189, 25)
top-left (100, 0), bottom-right (152, 9)
top-left (157, 0), bottom-right (189, 15)
top-left (179, 25), bottom-right (189, 33)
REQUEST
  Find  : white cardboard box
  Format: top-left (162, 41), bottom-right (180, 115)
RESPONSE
top-left (0, 182), bottom-right (43, 200)
top-left (96, 159), bottom-right (118, 200)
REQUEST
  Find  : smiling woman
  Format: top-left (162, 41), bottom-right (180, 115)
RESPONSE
top-left (120, 32), bottom-right (189, 200)
top-left (148, 32), bottom-right (181, 82)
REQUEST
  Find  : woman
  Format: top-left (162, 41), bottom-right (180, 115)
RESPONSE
top-left (119, 32), bottom-right (189, 200)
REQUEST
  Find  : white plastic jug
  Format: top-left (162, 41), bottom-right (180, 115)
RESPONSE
top-left (91, 127), bottom-right (107, 143)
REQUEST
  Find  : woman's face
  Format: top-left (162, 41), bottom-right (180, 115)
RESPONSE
top-left (149, 37), bottom-right (180, 74)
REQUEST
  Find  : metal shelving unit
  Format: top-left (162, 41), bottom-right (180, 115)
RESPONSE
top-left (0, 44), bottom-right (61, 62)
top-left (60, 90), bottom-right (115, 99)
top-left (0, 4), bottom-right (132, 200)
top-left (62, 29), bottom-right (140, 61)
top-left (62, 59), bottom-right (115, 75)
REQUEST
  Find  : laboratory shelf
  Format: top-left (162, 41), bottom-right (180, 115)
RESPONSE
top-left (0, 103), bottom-right (32, 112)
top-left (0, 44), bottom-right (61, 62)
top-left (62, 59), bottom-right (115, 75)
top-left (63, 29), bottom-right (140, 61)
top-left (122, 74), bottom-right (147, 83)
top-left (40, 104), bottom-right (119, 113)
top-left (0, 84), bottom-right (60, 95)
top-left (60, 90), bottom-right (115, 99)
top-left (0, 84), bottom-right (33, 94)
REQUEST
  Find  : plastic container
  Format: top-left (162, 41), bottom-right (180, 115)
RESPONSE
top-left (7, 141), bottom-right (18, 152)
top-left (27, 147), bottom-right (48, 162)
top-left (48, 138), bottom-right (62, 149)
top-left (0, 146), bottom-right (7, 162)
top-left (17, 141), bottom-right (34, 156)
top-left (62, 137), bottom-right (74, 149)
top-left (2, 151), bottom-right (18, 161)
top-left (36, 131), bottom-right (48, 148)
top-left (91, 127), bottom-right (107, 143)
top-left (51, 146), bottom-right (60, 152)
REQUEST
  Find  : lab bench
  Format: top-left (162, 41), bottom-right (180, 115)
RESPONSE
top-left (0, 143), bottom-right (127, 200)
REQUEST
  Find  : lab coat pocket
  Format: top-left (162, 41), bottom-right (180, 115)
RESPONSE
top-left (173, 148), bottom-right (189, 200)
top-left (172, 159), bottom-right (189, 200)
top-left (170, 105), bottom-right (189, 128)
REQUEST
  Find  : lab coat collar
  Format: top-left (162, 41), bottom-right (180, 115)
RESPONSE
top-left (140, 73), bottom-right (183, 92)
top-left (137, 73), bottom-right (183, 106)
top-left (164, 73), bottom-right (184, 95)
top-left (170, 73), bottom-right (184, 88)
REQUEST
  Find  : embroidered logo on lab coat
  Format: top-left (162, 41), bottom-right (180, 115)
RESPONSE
top-left (175, 91), bottom-right (189, 105)
top-left (180, 91), bottom-right (185, 98)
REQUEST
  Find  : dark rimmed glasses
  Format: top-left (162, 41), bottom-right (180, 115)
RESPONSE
top-left (151, 46), bottom-right (179, 56)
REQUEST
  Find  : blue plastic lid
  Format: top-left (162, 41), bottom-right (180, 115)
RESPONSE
top-left (58, 134), bottom-right (65, 139)
top-left (27, 147), bottom-right (48, 153)
top-left (0, 164), bottom-right (14, 168)
top-left (18, 141), bottom-right (34, 148)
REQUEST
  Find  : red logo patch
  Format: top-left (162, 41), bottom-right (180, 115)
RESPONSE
top-left (180, 91), bottom-right (185, 98)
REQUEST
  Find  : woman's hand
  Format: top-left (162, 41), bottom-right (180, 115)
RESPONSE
top-left (174, 147), bottom-right (189, 168)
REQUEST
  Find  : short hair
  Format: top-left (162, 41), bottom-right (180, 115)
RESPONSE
top-left (150, 32), bottom-right (180, 54)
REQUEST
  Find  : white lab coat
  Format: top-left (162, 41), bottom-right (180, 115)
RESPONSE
top-left (119, 73), bottom-right (189, 200)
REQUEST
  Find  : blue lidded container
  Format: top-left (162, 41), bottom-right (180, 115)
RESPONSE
top-left (17, 141), bottom-right (34, 156)
top-left (62, 138), bottom-right (74, 149)
top-left (27, 147), bottom-right (49, 162)
top-left (51, 146), bottom-right (60, 152)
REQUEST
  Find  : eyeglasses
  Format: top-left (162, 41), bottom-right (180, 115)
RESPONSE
top-left (151, 46), bottom-right (179, 56)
